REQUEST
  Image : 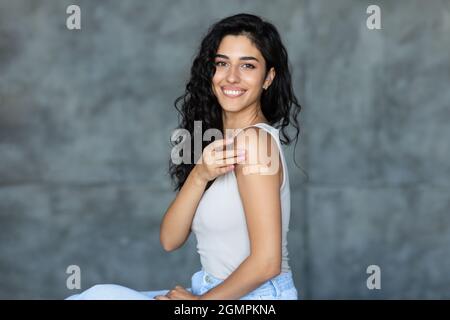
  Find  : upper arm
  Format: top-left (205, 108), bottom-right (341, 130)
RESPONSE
top-left (233, 127), bottom-right (283, 271)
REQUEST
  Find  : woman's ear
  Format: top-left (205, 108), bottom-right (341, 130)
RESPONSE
top-left (263, 67), bottom-right (276, 90)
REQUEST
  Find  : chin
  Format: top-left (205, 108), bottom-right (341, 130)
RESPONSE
top-left (220, 102), bottom-right (245, 113)
top-left (218, 95), bottom-right (252, 112)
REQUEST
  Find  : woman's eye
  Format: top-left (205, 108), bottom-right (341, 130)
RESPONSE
top-left (214, 62), bottom-right (255, 69)
top-left (242, 64), bottom-right (255, 69)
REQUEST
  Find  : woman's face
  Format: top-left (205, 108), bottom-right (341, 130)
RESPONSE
top-left (212, 35), bottom-right (275, 113)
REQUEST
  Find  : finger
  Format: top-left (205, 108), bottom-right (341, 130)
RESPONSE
top-left (168, 289), bottom-right (176, 297)
top-left (166, 291), bottom-right (181, 300)
top-left (154, 295), bottom-right (170, 300)
top-left (211, 138), bottom-right (235, 152)
top-left (204, 138), bottom-right (232, 153)
top-left (214, 149), bottom-right (245, 160)
top-left (174, 285), bottom-right (187, 291)
top-left (175, 285), bottom-right (189, 292)
top-left (169, 292), bottom-right (191, 300)
top-left (204, 150), bottom-right (241, 166)
top-left (203, 141), bottom-right (237, 165)
top-left (217, 165), bottom-right (235, 174)
top-left (216, 154), bottom-right (246, 166)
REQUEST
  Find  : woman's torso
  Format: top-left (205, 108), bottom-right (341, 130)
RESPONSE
top-left (191, 123), bottom-right (292, 280)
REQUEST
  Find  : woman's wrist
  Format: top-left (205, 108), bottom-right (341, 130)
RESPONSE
top-left (192, 165), bottom-right (209, 187)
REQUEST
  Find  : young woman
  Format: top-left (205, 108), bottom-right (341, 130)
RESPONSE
top-left (66, 13), bottom-right (302, 300)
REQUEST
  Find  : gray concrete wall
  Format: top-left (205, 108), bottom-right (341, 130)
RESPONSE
top-left (0, 0), bottom-right (449, 299)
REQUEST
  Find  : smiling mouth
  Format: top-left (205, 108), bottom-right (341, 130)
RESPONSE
top-left (221, 87), bottom-right (247, 98)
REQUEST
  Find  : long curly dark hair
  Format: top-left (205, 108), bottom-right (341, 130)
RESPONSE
top-left (169, 13), bottom-right (303, 191)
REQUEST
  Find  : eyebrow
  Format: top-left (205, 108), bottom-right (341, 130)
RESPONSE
top-left (214, 54), bottom-right (259, 62)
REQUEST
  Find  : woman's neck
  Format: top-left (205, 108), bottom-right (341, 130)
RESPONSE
top-left (222, 106), bottom-right (268, 131)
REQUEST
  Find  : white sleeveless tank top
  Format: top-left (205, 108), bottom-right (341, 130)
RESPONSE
top-left (191, 123), bottom-right (292, 280)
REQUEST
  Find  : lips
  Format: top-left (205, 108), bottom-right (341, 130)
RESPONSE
top-left (221, 86), bottom-right (247, 98)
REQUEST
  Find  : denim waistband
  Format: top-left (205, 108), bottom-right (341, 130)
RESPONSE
top-left (192, 268), bottom-right (296, 298)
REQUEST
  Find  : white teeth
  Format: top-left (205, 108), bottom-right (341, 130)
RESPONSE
top-left (223, 89), bottom-right (245, 96)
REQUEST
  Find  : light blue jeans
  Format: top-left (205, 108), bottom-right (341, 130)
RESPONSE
top-left (66, 269), bottom-right (298, 300)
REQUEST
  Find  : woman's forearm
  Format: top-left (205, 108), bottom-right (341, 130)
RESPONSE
top-left (160, 165), bottom-right (207, 251)
top-left (198, 255), bottom-right (281, 300)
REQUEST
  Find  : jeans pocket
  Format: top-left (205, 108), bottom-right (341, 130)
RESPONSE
top-left (256, 288), bottom-right (297, 300)
top-left (243, 281), bottom-right (278, 300)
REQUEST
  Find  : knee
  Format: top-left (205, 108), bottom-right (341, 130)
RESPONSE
top-left (65, 293), bottom-right (81, 300)
top-left (89, 284), bottom-right (111, 291)
top-left (80, 284), bottom-right (117, 299)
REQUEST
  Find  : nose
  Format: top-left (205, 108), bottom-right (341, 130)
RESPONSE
top-left (226, 64), bottom-right (240, 83)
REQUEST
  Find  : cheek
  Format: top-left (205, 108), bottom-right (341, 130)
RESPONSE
top-left (241, 73), bottom-right (265, 89)
top-left (211, 74), bottom-right (219, 95)
top-left (212, 69), bottom-right (225, 85)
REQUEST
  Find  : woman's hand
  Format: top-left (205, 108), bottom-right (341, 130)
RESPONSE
top-left (154, 285), bottom-right (201, 300)
top-left (194, 138), bottom-right (245, 184)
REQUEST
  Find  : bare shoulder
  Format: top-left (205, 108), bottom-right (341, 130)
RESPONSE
top-left (233, 126), bottom-right (282, 181)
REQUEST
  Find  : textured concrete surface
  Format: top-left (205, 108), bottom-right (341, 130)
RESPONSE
top-left (0, 0), bottom-right (449, 299)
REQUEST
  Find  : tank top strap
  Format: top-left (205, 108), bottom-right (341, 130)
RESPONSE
top-left (230, 122), bottom-right (271, 135)
top-left (230, 123), bottom-right (281, 147)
